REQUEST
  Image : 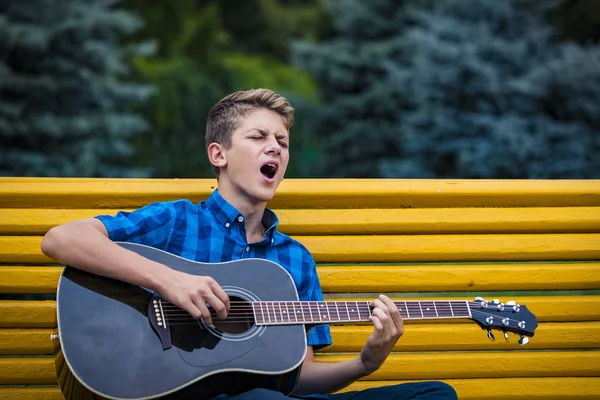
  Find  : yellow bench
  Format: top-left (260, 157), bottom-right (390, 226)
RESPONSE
top-left (1, 177), bottom-right (600, 399)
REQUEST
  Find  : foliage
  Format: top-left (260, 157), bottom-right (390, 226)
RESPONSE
top-left (125, 0), bottom-right (327, 178)
top-left (0, 0), bottom-right (153, 177)
top-left (294, 0), bottom-right (600, 178)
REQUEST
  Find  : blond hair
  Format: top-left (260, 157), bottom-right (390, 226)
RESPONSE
top-left (205, 89), bottom-right (294, 177)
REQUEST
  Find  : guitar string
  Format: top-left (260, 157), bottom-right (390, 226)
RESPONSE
top-left (158, 303), bottom-right (502, 317)
top-left (158, 301), bottom-right (482, 311)
top-left (158, 309), bottom-right (530, 330)
top-left (157, 302), bottom-right (489, 315)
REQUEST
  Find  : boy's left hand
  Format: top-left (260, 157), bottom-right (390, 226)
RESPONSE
top-left (359, 294), bottom-right (404, 375)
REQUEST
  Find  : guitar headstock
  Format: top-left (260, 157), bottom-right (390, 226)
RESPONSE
top-left (469, 297), bottom-right (538, 345)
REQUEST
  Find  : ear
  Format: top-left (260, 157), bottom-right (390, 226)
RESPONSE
top-left (207, 142), bottom-right (227, 170)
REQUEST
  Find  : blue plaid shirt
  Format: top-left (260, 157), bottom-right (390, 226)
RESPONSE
top-left (95, 189), bottom-right (332, 349)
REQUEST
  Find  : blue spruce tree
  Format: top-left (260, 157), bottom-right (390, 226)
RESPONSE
top-left (0, 0), bottom-right (153, 176)
top-left (294, 0), bottom-right (600, 178)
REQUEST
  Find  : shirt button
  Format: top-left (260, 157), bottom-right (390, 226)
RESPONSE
top-left (238, 216), bottom-right (244, 222)
top-left (225, 222), bottom-right (230, 228)
top-left (246, 246), bottom-right (250, 252)
top-left (271, 239), bottom-right (274, 244)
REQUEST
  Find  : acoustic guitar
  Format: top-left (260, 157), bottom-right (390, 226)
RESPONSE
top-left (54, 242), bottom-right (538, 399)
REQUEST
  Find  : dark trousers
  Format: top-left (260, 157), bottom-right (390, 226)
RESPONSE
top-left (222, 381), bottom-right (458, 400)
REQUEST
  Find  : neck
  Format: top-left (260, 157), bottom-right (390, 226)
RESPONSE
top-left (216, 180), bottom-right (267, 240)
top-left (251, 300), bottom-right (471, 326)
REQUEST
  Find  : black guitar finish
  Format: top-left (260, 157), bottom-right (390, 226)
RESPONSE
top-left (56, 242), bottom-right (307, 400)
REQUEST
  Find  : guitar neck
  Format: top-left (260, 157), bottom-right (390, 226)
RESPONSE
top-left (252, 300), bottom-right (471, 326)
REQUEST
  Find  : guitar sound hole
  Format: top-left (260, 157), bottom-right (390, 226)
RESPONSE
top-left (212, 296), bottom-right (255, 334)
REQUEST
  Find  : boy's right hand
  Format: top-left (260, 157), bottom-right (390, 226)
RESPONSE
top-left (158, 270), bottom-right (230, 326)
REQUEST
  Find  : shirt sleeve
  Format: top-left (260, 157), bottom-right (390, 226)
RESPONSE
top-left (95, 201), bottom-right (176, 250)
top-left (299, 258), bottom-right (332, 350)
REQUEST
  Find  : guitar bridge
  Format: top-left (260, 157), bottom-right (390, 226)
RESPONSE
top-left (148, 293), bottom-right (172, 350)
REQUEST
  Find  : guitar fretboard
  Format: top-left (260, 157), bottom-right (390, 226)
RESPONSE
top-left (252, 300), bottom-right (471, 326)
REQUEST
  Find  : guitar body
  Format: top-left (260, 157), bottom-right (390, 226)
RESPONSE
top-left (56, 242), bottom-right (307, 400)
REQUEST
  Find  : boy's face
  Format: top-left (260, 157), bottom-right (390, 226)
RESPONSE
top-left (217, 108), bottom-right (289, 203)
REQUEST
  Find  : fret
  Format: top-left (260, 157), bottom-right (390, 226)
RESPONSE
top-left (309, 302), bottom-right (321, 322)
top-left (253, 303), bottom-right (264, 325)
top-left (450, 300), bottom-right (470, 317)
top-left (281, 302), bottom-right (290, 323)
top-left (334, 302), bottom-right (341, 322)
top-left (358, 302), bottom-right (371, 321)
top-left (306, 301), bottom-right (314, 322)
top-left (326, 302), bottom-right (338, 323)
top-left (435, 301), bottom-right (455, 318)
top-left (318, 301), bottom-right (330, 322)
top-left (420, 301), bottom-right (437, 319)
top-left (268, 302), bottom-right (277, 323)
top-left (337, 302), bottom-right (350, 321)
top-left (406, 301), bottom-right (423, 319)
top-left (293, 302), bottom-right (302, 322)
top-left (348, 301), bottom-right (360, 321)
top-left (277, 302), bottom-right (283, 323)
top-left (262, 302), bottom-right (271, 324)
top-left (396, 302), bottom-right (408, 319)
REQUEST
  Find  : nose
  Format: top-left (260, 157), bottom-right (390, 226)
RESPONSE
top-left (265, 137), bottom-right (281, 155)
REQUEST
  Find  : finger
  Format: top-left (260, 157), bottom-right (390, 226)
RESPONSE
top-left (371, 298), bottom-right (390, 314)
top-left (191, 296), bottom-right (213, 325)
top-left (211, 281), bottom-right (230, 312)
top-left (372, 308), bottom-right (390, 325)
top-left (379, 294), bottom-right (403, 327)
top-left (369, 315), bottom-right (384, 331)
top-left (181, 300), bottom-right (204, 321)
top-left (204, 292), bottom-right (228, 320)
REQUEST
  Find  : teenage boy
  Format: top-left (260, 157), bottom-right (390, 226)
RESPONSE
top-left (42, 89), bottom-right (457, 400)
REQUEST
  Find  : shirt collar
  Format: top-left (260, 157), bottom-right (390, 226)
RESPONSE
top-left (205, 189), bottom-right (279, 241)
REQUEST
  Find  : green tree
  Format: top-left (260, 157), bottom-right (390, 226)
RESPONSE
top-left (0, 0), bottom-right (153, 177)
top-left (294, 0), bottom-right (600, 178)
top-left (124, 0), bottom-right (327, 178)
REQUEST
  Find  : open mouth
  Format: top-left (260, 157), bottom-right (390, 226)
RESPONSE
top-left (260, 163), bottom-right (278, 179)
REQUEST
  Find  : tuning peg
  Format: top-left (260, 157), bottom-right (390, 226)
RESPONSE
top-left (503, 331), bottom-right (509, 342)
top-left (506, 300), bottom-right (520, 312)
top-left (518, 335), bottom-right (530, 345)
top-left (475, 296), bottom-right (484, 301)
top-left (492, 299), bottom-right (500, 304)
top-left (486, 329), bottom-right (495, 341)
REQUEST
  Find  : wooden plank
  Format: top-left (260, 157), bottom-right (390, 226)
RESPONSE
top-left (1, 296), bottom-right (598, 328)
top-left (321, 322), bottom-right (600, 352)
top-left (301, 234), bottom-right (600, 263)
top-left (317, 263), bottom-right (600, 292)
top-left (0, 328), bottom-right (59, 355)
top-left (3, 234), bottom-right (600, 264)
top-left (0, 388), bottom-right (63, 400)
top-left (1, 351), bottom-right (597, 385)
top-left (0, 358), bottom-right (56, 384)
top-left (314, 352), bottom-right (600, 380)
top-left (341, 378), bottom-right (600, 400)
top-left (1, 322), bottom-right (596, 356)
top-left (2, 178), bottom-right (600, 209)
top-left (0, 267), bottom-right (63, 293)
top-left (278, 207), bottom-right (600, 235)
top-left (3, 263), bottom-right (599, 294)
top-left (0, 301), bottom-right (57, 328)
top-left (1, 378), bottom-right (598, 400)
top-left (3, 207), bottom-right (600, 235)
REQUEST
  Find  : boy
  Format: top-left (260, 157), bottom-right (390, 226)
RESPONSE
top-left (42, 89), bottom-right (457, 399)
